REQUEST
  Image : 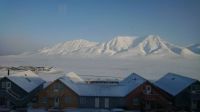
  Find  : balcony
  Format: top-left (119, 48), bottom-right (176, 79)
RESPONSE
top-left (142, 93), bottom-right (160, 101)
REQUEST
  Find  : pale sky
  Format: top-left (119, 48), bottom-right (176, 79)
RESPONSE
top-left (0, 0), bottom-right (200, 55)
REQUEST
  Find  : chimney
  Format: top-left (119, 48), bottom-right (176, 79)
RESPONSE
top-left (8, 69), bottom-right (10, 76)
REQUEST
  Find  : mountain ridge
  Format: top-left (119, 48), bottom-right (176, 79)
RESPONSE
top-left (37, 35), bottom-right (200, 57)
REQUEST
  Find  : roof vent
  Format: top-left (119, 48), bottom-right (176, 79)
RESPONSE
top-left (133, 77), bottom-right (136, 80)
top-left (171, 77), bottom-right (176, 80)
top-left (25, 74), bottom-right (27, 76)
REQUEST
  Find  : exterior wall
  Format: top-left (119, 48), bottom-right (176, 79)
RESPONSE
top-left (125, 81), bottom-right (171, 110)
top-left (34, 80), bottom-right (78, 109)
top-left (190, 81), bottom-right (200, 111)
top-left (174, 87), bottom-right (191, 110)
top-left (0, 77), bottom-right (28, 98)
top-left (0, 77), bottom-right (43, 108)
top-left (0, 77), bottom-right (29, 107)
top-left (174, 81), bottom-right (200, 111)
top-left (79, 96), bottom-right (124, 109)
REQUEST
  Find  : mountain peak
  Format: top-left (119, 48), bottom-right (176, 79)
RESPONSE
top-left (145, 35), bottom-right (162, 41)
top-left (38, 35), bottom-right (200, 57)
top-left (103, 36), bottom-right (135, 52)
top-left (136, 35), bottom-right (169, 55)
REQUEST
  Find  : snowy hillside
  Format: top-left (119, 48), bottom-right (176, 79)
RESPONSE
top-left (187, 44), bottom-right (200, 54)
top-left (38, 35), bottom-right (200, 57)
top-left (39, 39), bottom-right (98, 55)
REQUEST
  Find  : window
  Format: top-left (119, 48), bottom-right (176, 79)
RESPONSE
top-left (104, 98), bottom-right (109, 108)
top-left (65, 96), bottom-right (72, 104)
top-left (60, 84), bottom-right (64, 90)
top-left (132, 98), bottom-right (140, 105)
top-left (95, 98), bottom-right (100, 108)
top-left (1, 82), bottom-right (5, 88)
top-left (41, 97), bottom-right (48, 104)
top-left (6, 82), bottom-right (11, 89)
top-left (144, 85), bottom-right (151, 94)
top-left (54, 83), bottom-right (59, 92)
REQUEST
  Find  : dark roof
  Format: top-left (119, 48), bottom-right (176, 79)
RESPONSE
top-left (154, 73), bottom-right (196, 96)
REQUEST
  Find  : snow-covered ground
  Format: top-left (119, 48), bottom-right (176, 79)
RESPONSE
top-left (0, 55), bottom-right (200, 81)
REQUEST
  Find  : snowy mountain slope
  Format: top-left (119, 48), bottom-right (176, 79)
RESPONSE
top-left (163, 42), bottom-right (196, 56)
top-left (38, 35), bottom-right (200, 57)
top-left (39, 39), bottom-right (98, 55)
top-left (187, 44), bottom-right (200, 54)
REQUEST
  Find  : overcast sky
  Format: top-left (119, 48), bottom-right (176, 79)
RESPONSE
top-left (0, 0), bottom-right (200, 55)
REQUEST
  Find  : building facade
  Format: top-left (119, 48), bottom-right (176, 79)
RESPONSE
top-left (34, 79), bottom-right (79, 109)
top-left (34, 73), bottom-right (171, 111)
top-left (154, 73), bottom-right (200, 111)
top-left (0, 70), bottom-right (45, 109)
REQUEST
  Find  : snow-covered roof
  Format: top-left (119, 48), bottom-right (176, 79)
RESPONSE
top-left (59, 73), bottom-right (146, 97)
top-left (154, 73), bottom-right (196, 96)
top-left (66, 72), bottom-right (84, 83)
top-left (6, 70), bottom-right (45, 93)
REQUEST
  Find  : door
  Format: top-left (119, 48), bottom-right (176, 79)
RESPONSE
top-left (0, 97), bottom-right (6, 106)
top-left (54, 97), bottom-right (59, 108)
top-left (104, 98), bottom-right (109, 108)
top-left (191, 100), bottom-right (197, 109)
top-left (95, 98), bottom-right (100, 108)
top-left (145, 101), bottom-right (151, 110)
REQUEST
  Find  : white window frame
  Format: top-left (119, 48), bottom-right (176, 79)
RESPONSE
top-left (145, 85), bottom-right (151, 94)
top-left (6, 82), bottom-right (11, 89)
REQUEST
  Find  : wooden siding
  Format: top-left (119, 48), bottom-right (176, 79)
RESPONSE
top-left (0, 77), bottom-right (43, 107)
top-left (125, 81), bottom-right (172, 110)
top-left (173, 81), bottom-right (200, 111)
top-left (79, 96), bottom-right (124, 109)
top-left (0, 77), bottom-right (28, 98)
top-left (34, 80), bottom-right (78, 109)
top-left (0, 77), bottom-right (29, 107)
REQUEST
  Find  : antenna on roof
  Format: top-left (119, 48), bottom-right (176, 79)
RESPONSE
top-left (7, 68), bottom-right (10, 76)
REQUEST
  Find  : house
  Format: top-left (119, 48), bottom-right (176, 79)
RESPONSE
top-left (0, 70), bottom-right (45, 109)
top-left (33, 79), bottom-right (79, 109)
top-left (122, 73), bottom-right (172, 111)
top-left (34, 72), bottom-right (171, 111)
top-left (154, 73), bottom-right (200, 111)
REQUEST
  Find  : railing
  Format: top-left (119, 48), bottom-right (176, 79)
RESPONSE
top-left (6, 89), bottom-right (21, 100)
top-left (143, 93), bottom-right (160, 101)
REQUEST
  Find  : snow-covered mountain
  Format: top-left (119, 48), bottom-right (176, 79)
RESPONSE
top-left (39, 39), bottom-right (98, 55)
top-left (187, 44), bottom-right (200, 54)
top-left (38, 35), bottom-right (200, 57)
